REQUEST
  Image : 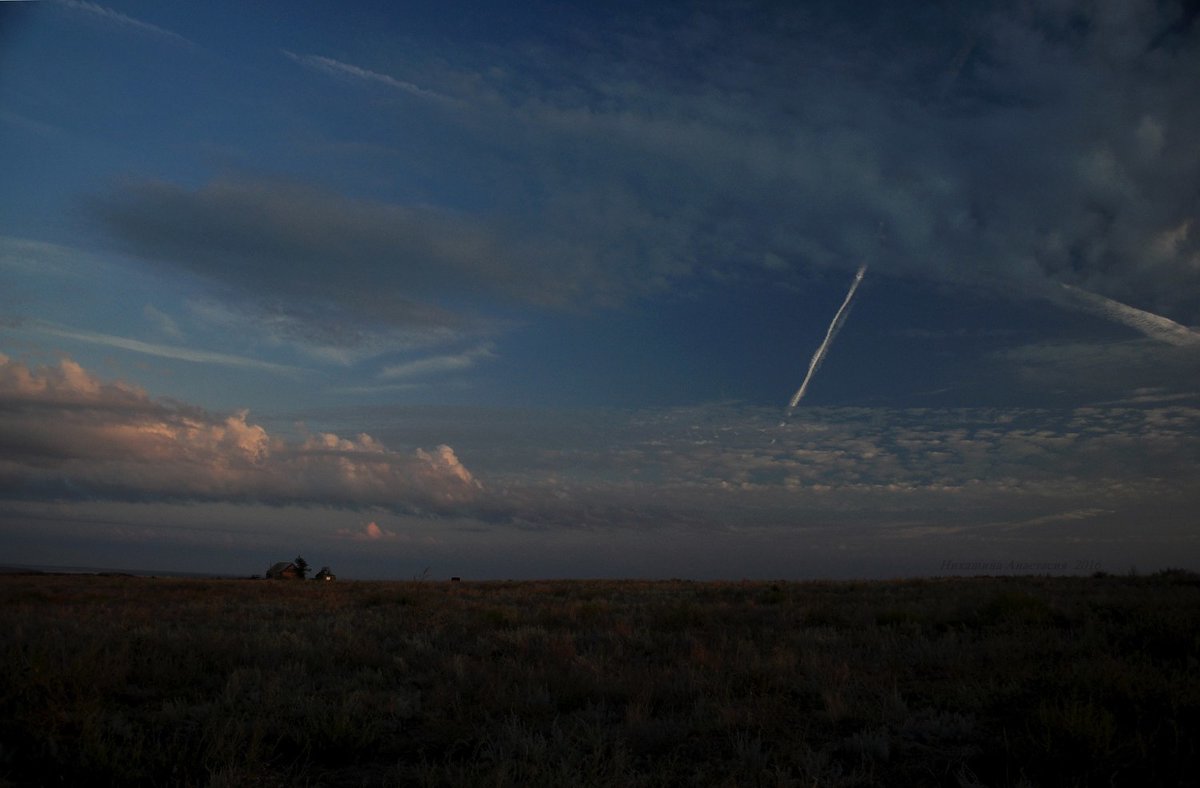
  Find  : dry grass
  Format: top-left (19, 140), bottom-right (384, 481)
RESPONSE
top-left (1, 572), bottom-right (1198, 786)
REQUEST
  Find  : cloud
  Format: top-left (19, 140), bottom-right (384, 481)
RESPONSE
top-left (89, 176), bottom-right (590, 309)
top-left (347, 401), bottom-right (1199, 535)
top-left (334, 518), bottom-right (443, 545)
top-left (5, 357), bottom-right (1193, 544)
top-left (142, 305), bottom-right (183, 341)
top-left (0, 110), bottom-right (67, 141)
top-left (56, 0), bottom-right (193, 47)
top-left (0, 235), bottom-right (114, 280)
top-left (0, 352), bottom-right (140, 405)
top-left (91, 1), bottom-right (1200, 332)
top-left (996, 337), bottom-right (1200, 400)
top-left (0, 354), bottom-right (480, 511)
top-left (379, 344), bottom-right (496, 380)
top-left (414, 444), bottom-right (477, 486)
top-left (0, 235), bottom-right (457, 372)
top-left (1058, 284), bottom-right (1200, 347)
top-left (283, 51), bottom-right (452, 103)
top-left (343, 520), bottom-right (389, 541)
top-left (996, 508), bottom-right (1114, 531)
top-left (186, 298), bottom-right (483, 366)
top-left (25, 321), bottom-right (304, 374)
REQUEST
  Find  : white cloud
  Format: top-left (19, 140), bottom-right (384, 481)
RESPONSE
top-left (0, 235), bottom-right (113, 279)
top-left (142, 305), bottom-right (183, 340)
top-left (56, 0), bottom-right (193, 46)
top-left (27, 321), bottom-right (304, 374)
top-left (379, 345), bottom-right (496, 380)
top-left (282, 51), bottom-right (452, 103)
top-left (186, 297), bottom-right (478, 366)
top-left (1059, 284), bottom-right (1200, 347)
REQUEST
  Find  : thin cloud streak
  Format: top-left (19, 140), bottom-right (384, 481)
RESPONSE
top-left (185, 297), bottom-right (480, 367)
top-left (142, 305), bottom-right (183, 341)
top-left (379, 345), bottom-right (496, 381)
top-left (28, 322), bottom-right (306, 374)
top-left (282, 50), bottom-right (454, 104)
top-left (1060, 284), bottom-right (1200, 348)
top-left (56, 0), bottom-right (194, 47)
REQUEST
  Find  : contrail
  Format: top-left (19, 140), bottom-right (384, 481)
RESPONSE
top-left (787, 264), bottom-right (867, 411)
top-left (1060, 284), bottom-right (1200, 348)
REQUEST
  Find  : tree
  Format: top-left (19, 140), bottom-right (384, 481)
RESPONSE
top-left (294, 555), bottom-right (309, 580)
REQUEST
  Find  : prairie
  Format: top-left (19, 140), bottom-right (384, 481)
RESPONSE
top-left (1, 572), bottom-right (1197, 786)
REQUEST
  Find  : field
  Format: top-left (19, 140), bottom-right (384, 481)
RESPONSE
top-left (1, 572), bottom-right (1198, 787)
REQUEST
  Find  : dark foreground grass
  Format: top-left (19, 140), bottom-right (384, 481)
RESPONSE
top-left (1, 572), bottom-right (1198, 787)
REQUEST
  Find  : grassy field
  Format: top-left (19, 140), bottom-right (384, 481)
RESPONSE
top-left (1, 572), bottom-right (1198, 787)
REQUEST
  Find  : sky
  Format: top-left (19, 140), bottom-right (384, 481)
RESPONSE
top-left (1, 0), bottom-right (1198, 579)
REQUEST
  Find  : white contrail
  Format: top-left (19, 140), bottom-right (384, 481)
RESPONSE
top-left (787, 264), bottom-right (867, 411)
top-left (1060, 284), bottom-right (1200, 348)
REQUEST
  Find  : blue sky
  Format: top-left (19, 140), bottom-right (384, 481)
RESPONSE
top-left (1, 0), bottom-right (1198, 578)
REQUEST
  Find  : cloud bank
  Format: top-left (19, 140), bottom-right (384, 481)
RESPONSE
top-left (87, 1), bottom-right (1200, 352)
top-left (355, 400), bottom-right (1200, 538)
top-left (0, 354), bottom-right (479, 510)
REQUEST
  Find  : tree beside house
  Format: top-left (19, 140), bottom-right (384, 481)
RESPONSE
top-left (264, 556), bottom-right (333, 580)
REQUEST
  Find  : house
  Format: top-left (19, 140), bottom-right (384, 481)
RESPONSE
top-left (314, 567), bottom-right (336, 581)
top-left (266, 561), bottom-right (301, 580)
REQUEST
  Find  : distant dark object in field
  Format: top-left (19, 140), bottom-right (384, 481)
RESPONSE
top-left (450, 577), bottom-right (461, 582)
top-left (315, 567), bottom-right (336, 581)
top-left (293, 555), bottom-right (310, 580)
top-left (266, 561), bottom-right (302, 580)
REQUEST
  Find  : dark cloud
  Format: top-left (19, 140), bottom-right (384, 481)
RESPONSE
top-left (89, 177), bottom-right (555, 306)
top-left (413, 0), bottom-right (1199, 312)
top-left (91, 1), bottom-right (1200, 333)
top-left (89, 172), bottom-right (702, 313)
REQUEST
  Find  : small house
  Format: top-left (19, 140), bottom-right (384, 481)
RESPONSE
top-left (266, 561), bottom-right (301, 580)
top-left (315, 567), bottom-right (336, 581)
